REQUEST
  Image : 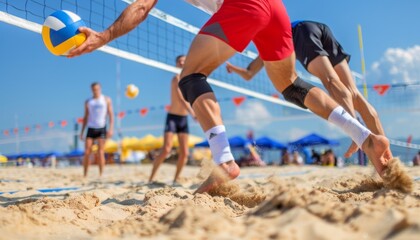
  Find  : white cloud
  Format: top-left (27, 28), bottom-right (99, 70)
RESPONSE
top-left (287, 127), bottom-right (308, 140)
top-left (234, 101), bottom-right (272, 130)
top-left (370, 45), bottom-right (420, 84)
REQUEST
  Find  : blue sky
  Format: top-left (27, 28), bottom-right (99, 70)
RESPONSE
top-left (0, 0), bottom-right (419, 154)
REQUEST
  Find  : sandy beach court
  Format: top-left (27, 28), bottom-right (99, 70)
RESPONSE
top-left (0, 164), bottom-right (419, 240)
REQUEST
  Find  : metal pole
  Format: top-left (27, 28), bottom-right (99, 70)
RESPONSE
top-left (116, 57), bottom-right (122, 139)
top-left (74, 123), bottom-right (79, 150)
top-left (15, 114), bottom-right (20, 153)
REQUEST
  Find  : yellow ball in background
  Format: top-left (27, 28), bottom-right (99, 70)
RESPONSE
top-left (125, 84), bottom-right (139, 99)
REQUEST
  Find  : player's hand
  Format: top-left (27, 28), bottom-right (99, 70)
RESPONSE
top-left (344, 141), bottom-right (359, 158)
top-left (79, 133), bottom-right (85, 142)
top-left (67, 27), bottom-right (109, 58)
top-left (226, 62), bottom-right (233, 73)
top-left (106, 130), bottom-right (113, 139)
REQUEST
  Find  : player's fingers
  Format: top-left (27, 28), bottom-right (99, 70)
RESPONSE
top-left (77, 27), bottom-right (92, 35)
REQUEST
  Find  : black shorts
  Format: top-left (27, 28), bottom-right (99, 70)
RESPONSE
top-left (86, 127), bottom-right (106, 139)
top-left (292, 21), bottom-right (351, 70)
top-left (164, 113), bottom-right (189, 134)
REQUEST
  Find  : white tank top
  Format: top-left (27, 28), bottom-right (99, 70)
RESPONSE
top-left (87, 95), bottom-right (108, 128)
top-left (184, 0), bottom-right (223, 14)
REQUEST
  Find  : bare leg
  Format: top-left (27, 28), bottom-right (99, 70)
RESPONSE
top-left (264, 53), bottom-right (390, 176)
top-left (334, 60), bottom-right (386, 135)
top-left (180, 34), bottom-right (240, 193)
top-left (307, 56), bottom-right (356, 117)
top-left (333, 60), bottom-right (390, 158)
top-left (83, 138), bottom-right (93, 177)
top-left (173, 133), bottom-right (189, 183)
top-left (97, 138), bottom-right (106, 177)
top-left (149, 132), bottom-right (173, 182)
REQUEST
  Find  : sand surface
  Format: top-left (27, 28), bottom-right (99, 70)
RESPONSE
top-left (0, 163), bottom-right (419, 240)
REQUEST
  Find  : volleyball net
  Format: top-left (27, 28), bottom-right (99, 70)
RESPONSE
top-left (1, 0), bottom-right (419, 155)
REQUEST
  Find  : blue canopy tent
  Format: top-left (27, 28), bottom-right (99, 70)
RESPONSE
top-left (288, 133), bottom-right (339, 147)
top-left (65, 149), bottom-right (85, 158)
top-left (255, 136), bottom-right (287, 149)
top-left (195, 136), bottom-right (249, 148)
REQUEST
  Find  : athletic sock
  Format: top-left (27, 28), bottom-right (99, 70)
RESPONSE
top-left (205, 125), bottom-right (234, 165)
top-left (328, 106), bottom-right (371, 148)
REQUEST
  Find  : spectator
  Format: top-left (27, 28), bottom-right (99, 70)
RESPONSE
top-left (413, 151), bottom-right (420, 166)
top-left (292, 151), bottom-right (304, 165)
top-left (281, 149), bottom-right (291, 165)
top-left (311, 149), bottom-right (321, 165)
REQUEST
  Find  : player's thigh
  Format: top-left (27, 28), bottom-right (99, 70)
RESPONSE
top-left (85, 138), bottom-right (93, 154)
top-left (177, 133), bottom-right (189, 155)
top-left (181, 0), bottom-right (268, 78)
top-left (263, 53), bottom-right (298, 93)
top-left (307, 56), bottom-right (339, 83)
top-left (333, 60), bottom-right (359, 95)
top-left (181, 34), bottom-right (236, 77)
top-left (97, 138), bottom-right (106, 150)
top-left (163, 131), bottom-right (174, 151)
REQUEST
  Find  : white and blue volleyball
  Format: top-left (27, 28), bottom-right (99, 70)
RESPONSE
top-left (42, 10), bottom-right (86, 56)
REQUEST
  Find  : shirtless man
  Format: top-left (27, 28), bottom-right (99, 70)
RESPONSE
top-left (226, 20), bottom-right (387, 156)
top-left (68, 0), bottom-right (392, 193)
top-left (80, 82), bottom-right (114, 177)
top-left (149, 55), bottom-right (196, 184)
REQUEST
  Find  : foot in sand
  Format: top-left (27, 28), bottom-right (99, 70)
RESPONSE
top-left (345, 134), bottom-right (391, 176)
top-left (194, 160), bottom-right (240, 194)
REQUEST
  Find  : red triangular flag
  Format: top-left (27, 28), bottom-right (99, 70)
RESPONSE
top-left (61, 120), bottom-right (68, 127)
top-left (24, 127), bottom-right (30, 133)
top-left (232, 96), bottom-right (246, 106)
top-left (272, 93), bottom-right (280, 99)
top-left (373, 84), bottom-right (391, 96)
top-left (140, 108), bottom-right (149, 117)
top-left (3, 130), bottom-right (9, 136)
top-left (13, 128), bottom-right (19, 135)
top-left (118, 111), bottom-right (126, 119)
top-left (76, 117), bottom-right (84, 124)
top-left (165, 105), bottom-right (171, 112)
top-left (48, 121), bottom-right (55, 128)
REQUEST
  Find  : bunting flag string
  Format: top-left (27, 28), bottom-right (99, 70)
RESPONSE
top-left (0, 81), bottom-right (404, 138)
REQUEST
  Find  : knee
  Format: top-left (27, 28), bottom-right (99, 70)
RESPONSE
top-left (324, 77), bottom-right (349, 96)
top-left (178, 150), bottom-right (189, 159)
top-left (162, 146), bottom-right (172, 155)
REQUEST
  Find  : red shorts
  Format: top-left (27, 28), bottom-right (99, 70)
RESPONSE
top-left (199, 0), bottom-right (294, 61)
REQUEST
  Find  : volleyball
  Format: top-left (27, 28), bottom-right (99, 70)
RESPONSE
top-left (125, 84), bottom-right (139, 99)
top-left (42, 10), bottom-right (86, 56)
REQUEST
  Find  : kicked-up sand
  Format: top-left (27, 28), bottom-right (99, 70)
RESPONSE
top-left (0, 161), bottom-right (419, 240)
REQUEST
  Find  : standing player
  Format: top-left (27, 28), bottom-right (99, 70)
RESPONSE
top-left (69, 0), bottom-right (393, 193)
top-left (225, 20), bottom-right (387, 156)
top-left (148, 55), bottom-right (196, 184)
top-left (80, 82), bottom-right (114, 177)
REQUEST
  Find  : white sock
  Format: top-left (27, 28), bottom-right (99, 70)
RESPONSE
top-left (205, 125), bottom-right (234, 165)
top-left (328, 106), bottom-right (371, 148)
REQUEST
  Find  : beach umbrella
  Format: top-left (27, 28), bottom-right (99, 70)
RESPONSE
top-left (255, 136), bottom-right (287, 149)
top-left (288, 133), bottom-right (339, 148)
top-left (123, 135), bottom-right (162, 151)
top-left (104, 139), bottom-right (119, 153)
top-left (171, 134), bottom-right (204, 148)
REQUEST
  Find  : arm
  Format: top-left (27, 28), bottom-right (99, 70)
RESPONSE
top-left (80, 101), bottom-right (89, 141)
top-left (174, 76), bottom-right (196, 119)
top-left (106, 97), bottom-right (114, 138)
top-left (68, 0), bottom-right (158, 58)
top-left (226, 56), bottom-right (264, 81)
